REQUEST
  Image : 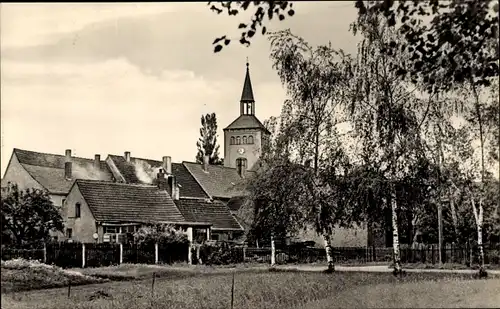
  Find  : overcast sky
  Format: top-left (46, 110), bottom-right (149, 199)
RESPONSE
top-left (1, 2), bottom-right (360, 174)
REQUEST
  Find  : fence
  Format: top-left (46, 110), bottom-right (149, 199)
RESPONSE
top-left (3, 242), bottom-right (499, 268)
top-left (242, 244), bottom-right (500, 266)
top-left (1, 241), bottom-right (190, 268)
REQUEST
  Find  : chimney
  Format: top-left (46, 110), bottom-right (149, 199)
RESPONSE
top-left (124, 151), bottom-right (131, 162)
top-left (203, 155), bottom-right (209, 172)
top-left (65, 149), bottom-right (72, 180)
top-left (167, 175), bottom-right (179, 200)
top-left (157, 169), bottom-right (168, 191)
top-left (163, 156), bottom-right (172, 174)
top-left (94, 154), bottom-right (101, 170)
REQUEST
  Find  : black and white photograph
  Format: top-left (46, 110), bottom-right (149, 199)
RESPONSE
top-left (1, 1), bottom-right (499, 308)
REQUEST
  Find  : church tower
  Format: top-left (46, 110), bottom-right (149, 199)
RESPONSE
top-left (223, 61), bottom-right (270, 173)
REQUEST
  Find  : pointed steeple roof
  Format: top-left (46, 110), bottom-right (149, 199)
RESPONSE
top-left (240, 61), bottom-right (255, 102)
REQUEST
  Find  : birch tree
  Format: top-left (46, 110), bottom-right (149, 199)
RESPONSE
top-left (267, 30), bottom-right (353, 271)
top-left (348, 14), bottom-right (429, 276)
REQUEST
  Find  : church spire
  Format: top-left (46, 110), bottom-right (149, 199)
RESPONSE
top-left (240, 59), bottom-right (255, 115)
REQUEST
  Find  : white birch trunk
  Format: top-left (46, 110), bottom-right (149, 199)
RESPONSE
top-left (391, 195), bottom-right (402, 274)
top-left (471, 197), bottom-right (485, 272)
top-left (323, 234), bottom-right (334, 271)
top-left (270, 235), bottom-right (276, 267)
top-left (449, 189), bottom-right (459, 242)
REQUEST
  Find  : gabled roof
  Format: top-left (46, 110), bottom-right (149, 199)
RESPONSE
top-left (175, 199), bottom-right (243, 231)
top-left (12, 148), bottom-right (114, 194)
top-left (223, 115), bottom-right (270, 133)
top-left (182, 162), bottom-right (254, 199)
top-left (107, 155), bottom-right (209, 199)
top-left (74, 179), bottom-right (186, 224)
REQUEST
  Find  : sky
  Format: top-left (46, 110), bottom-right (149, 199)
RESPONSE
top-left (0, 2), bottom-right (359, 175)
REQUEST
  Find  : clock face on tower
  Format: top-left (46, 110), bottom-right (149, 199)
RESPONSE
top-left (238, 148), bottom-right (245, 155)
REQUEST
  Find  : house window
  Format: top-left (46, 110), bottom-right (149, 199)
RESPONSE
top-left (104, 226), bottom-right (119, 234)
top-left (75, 203), bottom-right (81, 218)
top-left (236, 136), bottom-right (241, 145)
top-left (122, 226), bottom-right (137, 233)
top-left (242, 136), bottom-right (247, 144)
top-left (193, 228), bottom-right (207, 243)
top-left (248, 135), bottom-right (254, 144)
top-left (230, 137), bottom-right (235, 145)
top-left (66, 228), bottom-right (72, 239)
top-left (62, 199), bottom-right (66, 206)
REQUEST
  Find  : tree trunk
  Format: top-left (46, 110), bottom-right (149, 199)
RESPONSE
top-left (390, 192), bottom-right (402, 275)
top-left (323, 234), bottom-right (335, 271)
top-left (270, 234), bottom-right (276, 267)
top-left (471, 197), bottom-right (486, 276)
top-left (471, 82), bottom-right (487, 277)
top-left (448, 189), bottom-right (459, 243)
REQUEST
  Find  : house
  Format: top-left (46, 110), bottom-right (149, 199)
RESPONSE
top-left (2, 148), bottom-right (114, 207)
top-left (63, 177), bottom-right (212, 243)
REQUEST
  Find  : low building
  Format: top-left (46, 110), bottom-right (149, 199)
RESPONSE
top-left (64, 178), bottom-right (211, 243)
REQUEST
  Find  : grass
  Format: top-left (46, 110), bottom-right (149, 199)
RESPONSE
top-left (400, 262), bottom-right (500, 270)
top-left (1, 259), bottom-right (106, 293)
top-left (76, 263), bottom-right (270, 281)
top-left (3, 270), bottom-right (495, 309)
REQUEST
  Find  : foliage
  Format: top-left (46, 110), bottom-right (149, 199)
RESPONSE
top-left (208, 1), bottom-right (295, 53)
top-left (133, 224), bottom-right (188, 246)
top-left (246, 160), bottom-right (308, 242)
top-left (1, 183), bottom-right (64, 246)
top-left (199, 242), bottom-right (244, 265)
top-left (196, 113), bottom-right (223, 165)
top-left (355, 0), bottom-right (499, 93)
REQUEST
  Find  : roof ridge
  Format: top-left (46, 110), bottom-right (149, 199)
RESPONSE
top-left (182, 161), bottom-right (238, 170)
top-left (14, 148), bottom-right (105, 162)
top-left (109, 154), bottom-right (182, 165)
top-left (76, 179), bottom-right (156, 188)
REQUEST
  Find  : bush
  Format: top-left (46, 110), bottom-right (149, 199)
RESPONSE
top-left (199, 242), bottom-right (244, 265)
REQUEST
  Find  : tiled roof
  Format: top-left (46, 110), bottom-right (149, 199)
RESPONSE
top-left (223, 115), bottom-right (270, 133)
top-left (175, 199), bottom-right (243, 231)
top-left (75, 180), bottom-right (186, 224)
top-left (107, 155), bottom-right (209, 199)
top-left (13, 149), bottom-right (114, 194)
top-left (182, 162), bottom-right (253, 199)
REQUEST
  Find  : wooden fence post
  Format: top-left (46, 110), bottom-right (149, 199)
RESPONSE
top-left (82, 243), bottom-right (86, 268)
top-left (119, 243), bottom-right (123, 264)
top-left (155, 243), bottom-right (159, 264)
top-left (243, 245), bottom-right (246, 263)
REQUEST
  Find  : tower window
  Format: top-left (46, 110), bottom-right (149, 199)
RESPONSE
top-left (242, 136), bottom-right (247, 144)
top-left (230, 137), bottom-right (235, 145)
top-left (246, 102), bottom-right (253, 115)
top-left (236, 136), bottom-right (241, 145)
top-left (75, 203), bottom-right (81, 218)
top-left (248, 135), bottom-right (254, 144)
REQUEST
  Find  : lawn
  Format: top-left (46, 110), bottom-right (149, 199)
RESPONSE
top-left (3, 270), bottom-right (497, 309)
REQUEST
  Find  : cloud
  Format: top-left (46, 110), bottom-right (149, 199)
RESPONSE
top-left (1, 2), bottom-right (361, 84)
top-left (0, 58), bottom-right (284, 174)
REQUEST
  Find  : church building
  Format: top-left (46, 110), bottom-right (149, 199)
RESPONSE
top-left (223, 62), bottom-right (271, 173)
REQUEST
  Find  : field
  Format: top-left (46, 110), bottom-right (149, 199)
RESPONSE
top-left (3, 267), bottom-right (499, 309)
